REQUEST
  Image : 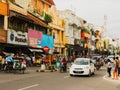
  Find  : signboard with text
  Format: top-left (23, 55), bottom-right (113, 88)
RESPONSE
top-left (7, 29), bottom-right (28, 45)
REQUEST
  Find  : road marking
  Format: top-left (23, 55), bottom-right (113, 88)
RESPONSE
top-left (18, 84), bottom-right (39, 90)
top-left (64, 76), bottom-right (70, 78)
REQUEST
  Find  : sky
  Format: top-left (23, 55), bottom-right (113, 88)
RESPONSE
top-left (54, 0), bottom-right (120, 39)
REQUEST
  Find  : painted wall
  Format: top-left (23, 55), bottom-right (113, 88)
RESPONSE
top-left (0, 1), bottom-right (8, 16)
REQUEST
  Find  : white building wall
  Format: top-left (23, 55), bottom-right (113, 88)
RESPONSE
top-left (58, 10), bottom-right (82, 45)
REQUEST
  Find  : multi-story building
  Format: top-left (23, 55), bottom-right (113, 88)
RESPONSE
top-left (48, 6), bottom-right (66, 55)
top-left (80, 19), bottom-right (91, 57)
top-left (94, 26), bottom-right (103, 54)
top-left (0, 0), bottom-right (55, 55)
top-left (58, 10), bottom-right (82, 58)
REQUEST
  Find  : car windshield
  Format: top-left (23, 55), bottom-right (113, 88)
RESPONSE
top-left (74, 59), bottom-right (89, 65)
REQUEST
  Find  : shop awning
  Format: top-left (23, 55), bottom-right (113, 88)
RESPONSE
top-left (29, 48), bottom-right (43, 52)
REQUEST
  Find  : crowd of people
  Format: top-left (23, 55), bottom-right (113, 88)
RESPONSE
top-left (0, 51), bottom-right (26, 72)
top-left (0, 50), bottom-right (69, 73)
top-left (107, 56), bottom-right (120, 80)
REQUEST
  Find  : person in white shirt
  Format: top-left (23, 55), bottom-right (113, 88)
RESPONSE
top-left (107, 59), bottom-right (112, 77)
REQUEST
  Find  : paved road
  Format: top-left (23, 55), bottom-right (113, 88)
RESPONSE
top-left (0, 66), bottom-right (120, 90)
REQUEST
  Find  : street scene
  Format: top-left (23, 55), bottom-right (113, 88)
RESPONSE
top-left (0, 0), bottom-right (120, 90)
top-left (0, 66), bottom-right (120, 90)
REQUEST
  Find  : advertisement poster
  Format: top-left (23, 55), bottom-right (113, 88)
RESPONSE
top-left (28, 29), bottom-right (42, 48)
top-left (41, 34), bottom-right (54, 49)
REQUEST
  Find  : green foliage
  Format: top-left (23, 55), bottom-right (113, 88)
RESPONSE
top-left (44, 13), bottom-right (52, 23)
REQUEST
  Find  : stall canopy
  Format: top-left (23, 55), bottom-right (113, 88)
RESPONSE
top-left (29, 48), bottom-right (43, 53)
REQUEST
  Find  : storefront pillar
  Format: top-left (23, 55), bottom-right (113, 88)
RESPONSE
top-left (4, 16), bottom-right (8, 30)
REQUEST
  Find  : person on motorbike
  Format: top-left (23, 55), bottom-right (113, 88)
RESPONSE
top-left (95, 58), bottom-right (101, 70)
top-left (4, 54), bottom-right (14, 71)
top-left (60, 57), bottom-right (67, 72)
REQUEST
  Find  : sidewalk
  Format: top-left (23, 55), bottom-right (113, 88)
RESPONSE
top-left (103, 75), bottom-right (120, 83)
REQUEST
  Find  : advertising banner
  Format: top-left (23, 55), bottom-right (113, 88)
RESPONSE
top-left (28, 29), bottom-right (42, 48)
top-left (7, 29), bottom-right (28, 45)
top-left (41, 34), bottom-right (54, 49)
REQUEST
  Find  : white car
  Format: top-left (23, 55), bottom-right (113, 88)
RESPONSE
top-left (107, 55), bottom-right (120, 62)
top-left (69, 58), bottom-right (95, 76)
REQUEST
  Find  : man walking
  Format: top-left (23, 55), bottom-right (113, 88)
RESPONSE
top-left (107, 59), bottom-right (112, 77)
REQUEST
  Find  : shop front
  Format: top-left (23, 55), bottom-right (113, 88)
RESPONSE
top-left (5, 29), bottom-right (29, 55)
top-left (73, 39), bottom-right (81, 56)
top-left (65, 37), bottom-right (74, 59)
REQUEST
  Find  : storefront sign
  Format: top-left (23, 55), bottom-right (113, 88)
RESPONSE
top-left (0, 30), bottom-right (7, 43)
top-left (7, 29), bottom-right (28, 45)
top-left (28, 29), bottom-right (42, 48)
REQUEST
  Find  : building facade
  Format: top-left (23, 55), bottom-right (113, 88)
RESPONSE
top-left (58, 10), bottom-right (82, 58)
top-left (48, 6), bottom-right (66, 55)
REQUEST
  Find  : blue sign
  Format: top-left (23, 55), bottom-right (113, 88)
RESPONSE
top-left (41, 34), bottom-right (54, 49)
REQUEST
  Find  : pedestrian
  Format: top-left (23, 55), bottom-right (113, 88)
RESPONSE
top-left (111, 57), bottom-right (119, 80)
top-left (107, 59), bottom-right (112, 77)
top-left (118, 58), bottom-right (120, 76)
top-left (114, 57), bottom-right (119, 80)
top-left (111, 57), bottom-right (115, 79)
